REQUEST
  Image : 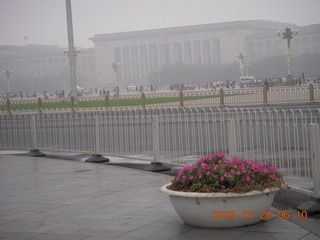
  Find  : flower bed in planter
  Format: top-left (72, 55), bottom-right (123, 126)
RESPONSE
top-left (161, 153), bottom-right (284, 228)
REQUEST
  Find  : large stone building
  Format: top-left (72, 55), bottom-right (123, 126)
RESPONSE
top-left (1, 20), bottom-right (319, 93)
top-left (90, 20), bottom-right (317, 88)
top-left (0, 45), bottom-right (95, 93)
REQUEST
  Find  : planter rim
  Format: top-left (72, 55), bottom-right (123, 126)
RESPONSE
top-left (161, 183), bottom-right (280, 198)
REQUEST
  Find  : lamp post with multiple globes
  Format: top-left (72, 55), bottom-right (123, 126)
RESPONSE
top-left (278, 27), bottom-right (298, 85)
top-left (110, 62), bottom-right (120, 87)
top-left (3, 69), bottom-right (13, 94)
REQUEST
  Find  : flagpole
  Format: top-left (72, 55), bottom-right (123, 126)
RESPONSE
top-left (65, 0), bottom-right (77, 102)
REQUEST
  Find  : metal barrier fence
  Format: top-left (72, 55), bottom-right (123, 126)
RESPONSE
top-left (0, 107), bottom-right (320, 197)
top-left (1, 84), bottom-right (319, 113)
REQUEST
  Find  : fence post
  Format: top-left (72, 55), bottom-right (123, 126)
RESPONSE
top-left (37, 97), bottom-right (42, 113)
top-left (309, 84), bottom-right (315, 103)
top-left (227, 119), bottom-right (237, 156)
top-left (152, 115), bottom-right (160, 163)
top-left (6, 97), bottom-right (11, 115)
top-left (105, 95), bottom-right (109, 110)
top-left (219, 88), bottom-right (225, 106)
top-left (141, 92), bottom-right (146, 110)
top-left (70, 96), bottom-right (75, 112)
top-left (30, 115), bottom-right (38, 150)
top-left (85, 115), bottom-right (109, 163)
top-left (263, 86), bottom-right (268, 105)
top-left (28, 115), bottom-right (45, 156)
top-left (310, 124), bottom-right (320, 198)
top-left (179, 90), bottom-right (184, 108)
top-left (95, 115), bottom-right (100, 155)
top-left (147, 115), bottom-right (170, 171)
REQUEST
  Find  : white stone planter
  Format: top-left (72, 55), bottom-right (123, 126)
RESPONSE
top-left (161, 183), bottom-right (279, 228)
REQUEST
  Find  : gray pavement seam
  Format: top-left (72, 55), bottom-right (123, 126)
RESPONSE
top-left (0, 178), bottom-right (162, 225)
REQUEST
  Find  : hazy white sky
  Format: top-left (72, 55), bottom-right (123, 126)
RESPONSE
top-left (0, 0), bottom-right (319, 48)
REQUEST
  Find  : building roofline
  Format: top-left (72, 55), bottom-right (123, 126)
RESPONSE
top-left (89, 19), bottom-right (297, 42)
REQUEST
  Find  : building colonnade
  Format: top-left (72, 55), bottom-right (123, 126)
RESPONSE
top-left (111, 37), bottom-right (222, 85)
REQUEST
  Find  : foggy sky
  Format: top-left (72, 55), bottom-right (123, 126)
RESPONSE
top-left (0, 0), bottom-right (319, 48)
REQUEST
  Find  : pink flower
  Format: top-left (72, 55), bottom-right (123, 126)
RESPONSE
top-left (172, 153), bottom-right (282, 192)
top-left (269, 175), bottom-right (275, 180)
top-left (217, 152), bottom-right (224, 158)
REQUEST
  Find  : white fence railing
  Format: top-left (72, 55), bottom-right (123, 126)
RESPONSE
top-left (0, 107), bottom-right (320, 197)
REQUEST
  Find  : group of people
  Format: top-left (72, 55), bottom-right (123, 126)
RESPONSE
top-left (0, 91), bottom-right (37, 100)
top-left (96, 87), bottom-right (120, 98)
top-left (169, 80), bottom-right (237, 91)
top-left (240, 75), bottom-right (320, 88)
top-left (168, 75), bottom-right (320, 92)
top-left (2, 74), bottom-right (319, 101)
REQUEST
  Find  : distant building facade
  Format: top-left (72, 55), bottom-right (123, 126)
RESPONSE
top-left (90, 20), bottom-right (320, 88)
top-left (0, 45), bottom-right (95, 93)
top-left (1, 20), bottom-right (319, 93)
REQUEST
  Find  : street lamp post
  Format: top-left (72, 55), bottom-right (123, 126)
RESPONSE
top-left (154, 68), bottom-right (162, 83)
top-left (110, 62), bottom-right (120, 87)
top-left (278, 27), bottom-right (298, 85)
top-left (236, 53), bottom-right (246, 78)
top-left (3, 69), bottom-right (13, 94)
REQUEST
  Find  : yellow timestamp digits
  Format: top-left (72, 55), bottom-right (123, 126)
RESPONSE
top-left (212, 210), bottom-right (308, 220)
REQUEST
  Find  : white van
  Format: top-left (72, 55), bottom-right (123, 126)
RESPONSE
top-left (127, 85), bottom-right (137, 92)
top-left (240, 76), bottom-right (255, 82)
top-left (239, 76), bottom-right (255, 88)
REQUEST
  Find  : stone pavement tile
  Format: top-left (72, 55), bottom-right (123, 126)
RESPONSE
top-left (170, 228), bottom-right (245, 240)
top-left (0, 232), bottom-right (40, 239)
top-left (45, 222), bottom-right (93, 235)
top-left (0, 218), bottom-right (75, 234)
top-left (83, 237), bottom-right (151, 240)
top-left (1, 211), bottom-right (36, 222)
top-left (139, 227), bottom-right (193, 240)
top-left (122, 215), bottom-right (170, 229)
top-left (251, 218), bottom-right (309, 234)
top-left (288, 217), bottom-right (320, 237)
top-left (265, 232), bottom-right (313, 240)
top-left (72, 223), bottom-right (138, 238)
top-left (117, 224), bottom-right (169, 239)
top-left (145, 215), bottom-right (192, 230)
top-left (61, 204), bottom-right (108, 214)
top-left (0, 221), bottom-right (32, 233)
top-left (235, 232), bottom-right (275, 240)
top-left (300, 233), bottom-right (320, 240)
top-left (32, 233), bottom-right (88, 240)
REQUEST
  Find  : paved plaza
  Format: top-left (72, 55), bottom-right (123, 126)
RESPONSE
top-left (0, 153), bottom-right (319, 240)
